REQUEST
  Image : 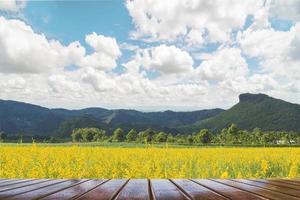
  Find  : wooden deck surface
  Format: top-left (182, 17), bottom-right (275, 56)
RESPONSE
top-left (0, 178), bottom-right (299, 200)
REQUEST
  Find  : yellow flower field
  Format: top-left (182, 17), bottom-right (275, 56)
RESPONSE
top-left (0, 145), bottom-right (299, 179)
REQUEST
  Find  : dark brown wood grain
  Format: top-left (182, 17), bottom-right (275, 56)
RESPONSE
top-left (115, 179), bottom-right (151, 200)
top-left (41, 179), bottom-right (108, 200)
top-left (5, 179), bottom-right (86, 200)
top-left (233, 179), bottom-right (300, 198)
top-left (217, 179), bottom-right (300, 200)
top-left (272, 179), bottom-right (300, 186)
top-left (252, 179), bottom-right (300, 190)
top-left (150, 179), bottom-right (189, 200)
top-left (76, 179), bottom-right (129, 200)
top-left (192, 179), bottom-right (267, 200)
top-left (0, 178), bottom-right (299, 200)
top-left (171, 179), bottom-right (228, 200)
top-left (0, 179), bottom-right (69, 199)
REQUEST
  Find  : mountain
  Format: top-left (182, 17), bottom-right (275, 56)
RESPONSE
top-left (1, 93), bottom-right (299, 138)
top-left (0, 99), bottom-right (223, 138)
top-left (187, 93), bottom-right (300, 132)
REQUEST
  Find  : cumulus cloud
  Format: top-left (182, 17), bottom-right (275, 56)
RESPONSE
top-left (0, 17), bottom-right (85, 73)
top-left (0, 0), bottom-right (26, 12)
top-left (125, 44), bottom-right (194, 75)
top-left (78, 33), bottom-right (121, 71)
top-left (81, 68), bottom-right (117, 92)
top-left (126, 0), bottom-right (264, 44)
top-left (0, 17), bottom-right (122, 73)
top-left (238, 21), bottom-right (300, 79)
top-left (85, 32), bottom-right (121, 58)
top-left (1, 1), bottom-right (300, 110)
top-left (196, 47), bottom-right (249, 81)
top-left (269, 0), bottom-right (300, 21)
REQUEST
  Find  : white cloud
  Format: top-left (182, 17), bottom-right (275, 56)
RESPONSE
top-left (78, 33), bottom-right (122, 71)
top-left (270, 0), bottom-right (300, 21)
top-left (126, 0), bottom-right (264, 44)
top-left (120, 42), bottom-right (140, 51)
top-left (0, 0), bottom-right (26, 12)
top-left (129, 44), bottom-right (194, 74)
top-left (238, 21), bottom-right (300, 80)
top-left (0, 17), bottom-right (122, 73)
top-left (196, 47), bottom-right (249, 81)
top-left (0, 16), bottom-right (85, 73)
top-left (81, 67), bottom-right (117, 92)
top-left (1, 2), bottom-right (300, 110)
top-left (186, 29), bottom-right (205, 46)
top-left (85, 32), bottom-right (121, 59)
top-left (290, 23), bottom-right (300, 60)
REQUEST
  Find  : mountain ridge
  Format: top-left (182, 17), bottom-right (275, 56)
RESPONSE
top-left (185, 93), bottom-right (300, 133)
top-left (1, 93), bottom-right (300, 138)
top-left (0, 99), bottom-right (224, 137)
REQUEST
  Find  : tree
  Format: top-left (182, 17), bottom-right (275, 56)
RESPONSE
top-left (71, 128), bottom-right (105, 142)
top-left (126, 129), bottom-right (137, 142)
top-left (154, 131), bottom-right (168, 143)
top-left (252, 128), bottom-right (262, 144)
top-left (227, 124), bottom-right (239, 144)
top-left (81, 129), bottom-right (95, 142)
top-left (219, 128), bottom-right (228, 144)
top-left (93, 129), bottom-right (106, 142)
top-left (166, 134), bottom-right (175, 143)
top-left (175, 134), bottom-right (185, 144)
top-left (194, 129), bottom-right (211, 144)
top-left (112, 128), bottom-right (125, 142)
top-left (187, 135), bottom-right (194, 144)
top-left (0, 131), bottom-right (7, 142)
top-left (137, 128), bottom-right (155, 143)
top-left (71, 129), bottom-right (82, 142)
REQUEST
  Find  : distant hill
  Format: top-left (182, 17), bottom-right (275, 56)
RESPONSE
top-left (0, 99), bottom-right (223, 138)
top-left (1, 93), bottom-right (299, 138)
top-left (187, 93), bottom-right (300, 132)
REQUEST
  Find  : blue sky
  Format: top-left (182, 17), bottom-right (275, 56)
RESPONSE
top-left (0, 0), bottom-right (299, 110)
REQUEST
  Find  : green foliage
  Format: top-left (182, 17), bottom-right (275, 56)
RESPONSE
top-left (192, 93), bottom-right (300, 133)
top-left (112, 128), bottom-right (125, 142)
top-left (126, 129), bottom-right (137, 142)
top-left (154, 131), bottom-right (168, 143)
top-left (194, 129), bottom-right (212, 144)
top-left (137, 128), bottom-right (155, 143)
top-left (166, 134), bottom-right (175, 143)
top-left (0, 131), bottom-right (6, 142)
top-left (71, 128), bottom-right (106, 142)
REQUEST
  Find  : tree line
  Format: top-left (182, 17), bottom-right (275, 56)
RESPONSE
top-left (71, 124), bottom-right (300, 145)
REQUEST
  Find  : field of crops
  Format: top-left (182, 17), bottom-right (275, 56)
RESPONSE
top-left (0, 144), bottom-right (299, 179)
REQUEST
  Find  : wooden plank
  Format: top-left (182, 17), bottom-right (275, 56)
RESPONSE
top-left (40, 179), bottom-right (108, 200)
top-left (150, 179), bottom-right (189, 200)
top-left (0, 178), bottom-right (300, 199)
top-left (0, 179), bottom-right (18, 185)
top-left (272, 179), bottom-right (300, 186)
top-left (253, 179), bottom-right (300, 190)
top-left (76, 179), bottom-right (129, 200)
top-left (0, 179), bottom-right (8, 183)
top-left (0, 179), bottom-right (68, 199)
top-left (0, 179), bottom-right (50, 192)
top-left (234, 179), bottom-right (300, 197)
top-left (216, 179), bottom-right (300, 200)
top-left (5, 179), bottom-right (86, 200)
top-left (115, 179), bottom-right (151, 200)
top-left (171, 179), bottom-right (228, 200)
top-left (0, 179), bottom-right (33, 187)
top-left (192, 179), bottom-right (267, 200)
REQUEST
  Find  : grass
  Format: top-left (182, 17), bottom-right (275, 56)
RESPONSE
top-left (1, 142), bottom-right (300, 148)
